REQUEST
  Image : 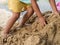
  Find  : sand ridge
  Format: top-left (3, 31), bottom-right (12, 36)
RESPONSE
top-left (0, 11), bottom-right (60, 45)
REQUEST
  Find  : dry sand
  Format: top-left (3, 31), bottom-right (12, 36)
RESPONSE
top-left (0, 11), bottom-right (60, 45)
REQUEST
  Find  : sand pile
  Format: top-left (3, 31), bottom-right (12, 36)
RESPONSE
top-left (0, 11), bottom-right (60, 45)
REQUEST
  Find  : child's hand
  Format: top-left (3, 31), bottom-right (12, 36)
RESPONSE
top-left (39, 17), bottom-right (46, 26)
top-left (53, 12), bottom-right (60, 16)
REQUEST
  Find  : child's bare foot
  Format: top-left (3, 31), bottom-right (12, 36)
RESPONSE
top-left (0, 31), bottom-right (8, 39)
top-left (0, 31), bottom-right (11, 43)
top-left (14, 24), bottom-right (23, 30)
top-left (15, 23), bottom-right (31, 30)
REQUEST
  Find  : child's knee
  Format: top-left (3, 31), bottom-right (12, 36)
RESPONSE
top-left (27, 6), bottom-right (34, 13)
top-left (29, 8), bottom-right (34, 13)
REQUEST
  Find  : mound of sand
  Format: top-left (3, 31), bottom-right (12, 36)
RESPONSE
top-left (0, 11), bottom-right (60, 45)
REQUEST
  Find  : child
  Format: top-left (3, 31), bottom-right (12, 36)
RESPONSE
top-left (31, 0), bottom-right (59, 15)
top-left (31, 0), bottom-right (59, 26)
top-left (1, 0), bottom-right (59, 38)
top-left (49, 0), bottom-right (59, 15)
top-left (1, 0), bottom-right (34, 38)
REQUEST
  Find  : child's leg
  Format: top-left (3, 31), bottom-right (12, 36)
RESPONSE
top-left (18, 6), bottom-right (34, 26)
top-left (1, 12), bottom-right (20, 38)
top-left (31, 0), bottom-right (46, 26)
top-left (49, 0), bottom-right (59, 15)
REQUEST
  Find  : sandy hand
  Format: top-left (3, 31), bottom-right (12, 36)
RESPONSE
top-left (39, 17), bottom-right (47, 26)
top-left (53, 12), bottom-right (60, 16)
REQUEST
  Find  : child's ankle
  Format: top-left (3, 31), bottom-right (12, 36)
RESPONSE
top-left (2, 30), bottom-right (8, 34)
